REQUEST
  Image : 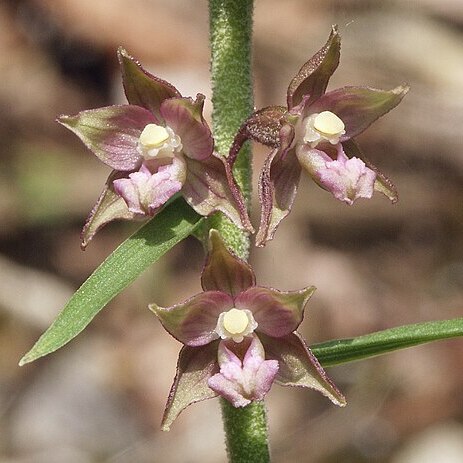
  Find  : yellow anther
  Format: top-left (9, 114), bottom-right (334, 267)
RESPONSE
top-left (139, 124), bottom-right (170, 148)
top-left (222, 309), bottom-right (249, 335)
top-left (313, 111), bottom-right (345, 136)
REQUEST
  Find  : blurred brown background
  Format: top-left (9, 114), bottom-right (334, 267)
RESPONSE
top-left (1, 0), bottom-right (463, 462)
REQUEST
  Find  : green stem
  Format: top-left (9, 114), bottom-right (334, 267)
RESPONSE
top-left (208, 0), bottom-right (254, 261)
top-left (221, 400), bottom-right (271, 463)
top-left (209, 1), bottom-right (270, 462)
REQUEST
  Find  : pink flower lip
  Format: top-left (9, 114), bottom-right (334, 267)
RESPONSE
top-left (316, 144), bottom-right (376, 204)
top-left (113, 159), bottom-right (185, 215)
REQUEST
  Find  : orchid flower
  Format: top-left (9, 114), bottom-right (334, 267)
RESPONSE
top-left (229, 26), bottom-right (408, 246)
top-left (58, 48), bottom-right (252, 248)
top-left (150, 230), bottom-right (345, 430)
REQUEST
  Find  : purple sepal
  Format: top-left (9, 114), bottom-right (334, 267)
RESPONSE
top-left (58, 105), bottom-right (156, 171)
top-left (161, 342), bottom-right (219, 431)
top-left (256, 124), bottom-right (301, 247)
top-left (118, 47), bottom-right (180, 122)
top-left (261, 332), bottom-right (346, 407)
top-left (183, 153), bottom-right (253, 233)
top-left (80, 171), bottom-right (137, 249)
top-left (287, 25), bottom-right (341, 109)
top-left (149, 291), bottom-right (233, 347)
top-left (207, 336), bottom-right (279, 407)
top-left (201, 229), bottom-right (256, 297)
top-left (308, 85), bottom-right (409, 140)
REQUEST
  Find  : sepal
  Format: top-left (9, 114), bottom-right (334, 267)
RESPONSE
top-left (183, 153), bottom-right (254, 233)
top-left (58, 105), bottom-right (156, 170)
top-left (118, 47), bottom-right (180, 122)
top-left (261, 332), bottom-right (346, 406)
top-left (149, 291), bottom-right (233, 346)
top-left (161, 343), bottom-right (219, 431)
top-left (81, 171), bottom-right (136, 249)
top-left (287, 25), bottom-right (341, 109)
top-left (308, 85), bottom-right (410, 140)
top-left (201, 230), bottom-right (256, 297)
top-left (256, 124), bottom-right (301, 246)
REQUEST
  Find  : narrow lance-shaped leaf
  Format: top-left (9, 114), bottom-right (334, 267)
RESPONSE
top-left (312, 317), bottom-right (463, 367)
top-left (20, 198), bottom-right (202, 365)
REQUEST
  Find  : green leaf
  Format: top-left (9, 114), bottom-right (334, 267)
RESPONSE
top-left (312, 318), bottom-right (463, 367)
top-left (20, 198), bottom-right (202, 365)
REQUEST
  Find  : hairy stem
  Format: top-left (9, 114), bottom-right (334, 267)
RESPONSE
top-left (220, 400), bottom-right (271, 463)
top-left (209, 1), bottom-right (271, 462)
top-left (208, 0), bottom-right (254, 260)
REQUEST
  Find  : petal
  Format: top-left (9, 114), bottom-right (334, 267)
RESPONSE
top-left (296, 144), bottom-right (332, 177)
top-left (343, 139), bottom-right (398, 203)
top-left (113, 159), bottom-right (185, 215)
top-left (228, 105), bottom-right (287, 165)
top-left (256, 124), bottom-right (301, 247)
top-left (161, 95), bottom-right (214, 160)
top-left (201, 229), bottom-right (255, 296)
top-left (144, 169), bottom-right (183, 211)
top-left (260, 332), bottom-right (346, 406)
top-left (149, 291), bottom-right (233, 346)
top-left (287, 25), bottom-right (341, 109)
top-left (297, 144), bottom-right (377, 205)
top-left (117, 47), bottom-right (180, 122)
top-left (161, 343), bottom-right (219, 431)
top-left (235, 286), bottom-right (316, 337)
top-left (308, 85), bottom-right (409, 140)
top-left (58, 105), bottom-right (156, 170)
top-left (81, 171), bottom-right (137, 249)
top-left (247, 357), bottom-right (279, 402)
top-left (183, 153), bottom-right (253, 232)
top-left (208, 340), bottom-right (251, 407)
top-left (208, 336), bottom-right (279, 407)
top-left (318, 157), bottom-right (376, 204)
top-left (207, 371), bottom-right (251, 408)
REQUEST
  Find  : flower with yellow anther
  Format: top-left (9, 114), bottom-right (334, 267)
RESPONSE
top-left (302, 111), bottom-right (346, 147)
top-left (215, 308), bottom-right (258, 343)
top-left (58, 48), bottom-right (252, 248)
top-left (217, 26), bottom-right (407, 245)
top-left (150, 230), bottom-right (345, 430)
top-left (138, 123), bottom-right (182, 159)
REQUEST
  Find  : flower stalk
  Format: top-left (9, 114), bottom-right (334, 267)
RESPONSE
top-left (208, 0), bottom-right (271, 461)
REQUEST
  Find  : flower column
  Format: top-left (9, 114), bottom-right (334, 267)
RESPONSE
top-left (208, 0), bottom-right (268, 461)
